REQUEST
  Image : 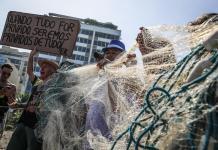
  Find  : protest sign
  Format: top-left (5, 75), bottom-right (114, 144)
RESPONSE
top-left (0, 11), bottom-right (80, 57)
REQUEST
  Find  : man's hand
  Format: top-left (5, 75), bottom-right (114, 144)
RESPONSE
top-left (27, 47), bottom-right (37, 81)
top-left (127, 54), bottom-right (136, 59)
top-left (203, 31), bottom-right (218, 50)
top-left (26, 101), bottom-right (36, 112)
top-left (7, 96), bottom-right (16, 105)
top-left (97, 58), bottom-right (111, 69)
top-left (8, 101), bottom-right (18, 109)
top-left (30, 47), bottom-right (38, 57)
top-left (3, 84), bottom-right (16, 99)
top-left (0, 88), bottom-right (4, 96)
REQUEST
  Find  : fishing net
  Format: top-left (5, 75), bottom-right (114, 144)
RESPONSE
top-left (1, 13), bottom-right (218, 150)
top-left (39, 59), bottom-right (145, 150)
top-left (108, 14), bottom-right (218, 150)
top-left (37, 14), bottom-right (218, 150)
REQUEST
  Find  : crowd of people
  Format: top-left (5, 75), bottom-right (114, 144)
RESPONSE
top-left (0, 27), bottom-right (218, 150)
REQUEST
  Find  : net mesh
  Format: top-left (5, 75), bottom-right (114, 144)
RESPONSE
top-left (38, 14), bottom-right (218, 150)
top-left (1, 13), bottom-right (218, 150)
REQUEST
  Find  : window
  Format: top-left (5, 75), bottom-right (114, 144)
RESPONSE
top-left (115, 36), bottom-right (119, 40)
top-left (23, 67), bottom-right (26, 72)
top-left (106, 34), bottom-right (111, 39)
top-left (78, 38), bottom-right (91, 44)
top-left (9, 59), bottom-right (21, 65)
top-left (72, 54), bottom-right (76, 59)
top-left (74, 46), bottom-right (77, 51)
top-left (85, 57), bottom-right (88, 61)
top-left (35, 66), bottom-right (40, 72)
top-left (74, 55), bottom-right (86, 61)
top-left (94, 40), bottom-right (108, 47)
top-left (97, 41), bottom-right (101, 46)
top-left (74, 46), bottom-right (90, 53)
top-left (91, 58), bottom-right (95, 62)
top-left (102, 42), bottom-right (106, 47)
top-left (81, 56), bottom-right (85, 61)
top-left (82, 47), bottom-right (86, 52)
top-left (88, 40), bottom-right (91, 44)
top-left (76, 55), bottom-right (80, 60)
top-left (78, 46), bottom-right (82, 51)
top-left (80, 38), bottom-right (84, 43)
top-left (92, 49), bottom-right (96, 53)
top-left (86, 48), bottom-right (90, 53)
top-left (81, 29), bottom-right (93, 36)
top-left (95, 32), bottom-right (119, 40)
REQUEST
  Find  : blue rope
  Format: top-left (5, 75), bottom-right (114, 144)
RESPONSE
top-left (201, 113), bottom-right (213, 150)
top-left (163, 44), bottom-right (204, 90)
top-left (111, 45), bottom-right (218, 150)
top-left (135, 111), bottom-right (166, 150)
top-left (167, 45), bottom-right (205, 92)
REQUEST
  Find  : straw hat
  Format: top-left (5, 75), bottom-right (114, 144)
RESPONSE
top-left (38, 59), bottom-right (59, 71)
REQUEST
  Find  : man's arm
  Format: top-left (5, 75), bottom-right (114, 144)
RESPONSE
top-left (5, 84), bottom-right (28, 109)
top-left (27, 48), bottom-right (37, 82)
top-left (4, 84), bottom-right (16, 104)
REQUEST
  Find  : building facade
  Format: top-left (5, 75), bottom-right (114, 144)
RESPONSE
top-left (0, 46), bottom-right (29, 93)
top-left (48, 13), bottom-right (121, 65)
top-left (0, 14), bottom-right (121, 93)
top-left (0, 46), bottom-right (60, 93)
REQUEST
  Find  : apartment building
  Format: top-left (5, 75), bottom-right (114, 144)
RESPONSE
top-left (0, 46), bottom-right (29, 93)
top-left (0, 14), bottom-right (121, 93)
top-left (48, 13), bottom-right (121, 65)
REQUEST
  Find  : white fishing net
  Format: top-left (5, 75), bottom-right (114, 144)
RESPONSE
top-left (38, 14), bottom-right (218, 150)
top-left (1, 13), bottom-right (218, 150)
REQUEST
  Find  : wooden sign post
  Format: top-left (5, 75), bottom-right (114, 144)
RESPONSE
top-left (0, 11), bottom-right (80, 57)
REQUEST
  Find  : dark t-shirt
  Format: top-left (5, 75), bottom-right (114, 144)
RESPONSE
top-left (0, 82), bottom-right (15, 121)
top-left (18, 76), bottom-right (40, 128)
top-left (0, 96), bottom-right (8, 121)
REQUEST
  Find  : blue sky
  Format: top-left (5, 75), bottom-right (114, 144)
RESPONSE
top-left (1, 0), bottom-right (218, 50)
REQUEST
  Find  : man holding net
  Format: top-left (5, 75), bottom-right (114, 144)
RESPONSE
top-left (0, 64), bottom-right (16, 138)
top-left (85, 40), bottom-right (126, 146)
top-left (7, 48), bottom-right (59, 150)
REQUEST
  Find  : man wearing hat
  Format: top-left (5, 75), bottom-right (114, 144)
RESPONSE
top-left (7, 48), bottom-right (58, 150)
top-left (95, 39), bottom-right (125, 68)
top-left (85, 40), bottom-right (126, 146)
top-left (0, 64), bottom-right (16, 138)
